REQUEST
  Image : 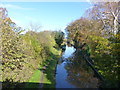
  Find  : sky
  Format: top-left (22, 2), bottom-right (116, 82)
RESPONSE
top-left (0, 2), bottom-right (92, 32)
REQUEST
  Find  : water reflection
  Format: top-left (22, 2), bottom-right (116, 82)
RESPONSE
top-left (56, 46), bottom-right (76, 88)
top-left (57, 46), bottom-right (75, 65)
top-left (62, 46), bottom-right (75, 59)
top-left (56, 46), bottom-right (99, 88)
top-left (65, 61), bottom-right (99, 88)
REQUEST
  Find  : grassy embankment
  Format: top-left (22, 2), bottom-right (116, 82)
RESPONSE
top-left (25, 49), bottom-right (61, 88)
top-left (24, 31), bottom-right (62, 88)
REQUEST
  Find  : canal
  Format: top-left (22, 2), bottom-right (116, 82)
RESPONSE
top-left (56, 46), bottom-right (99, 88)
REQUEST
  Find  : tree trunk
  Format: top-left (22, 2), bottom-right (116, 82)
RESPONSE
top-left (113, 16), bottom-right (118, 34)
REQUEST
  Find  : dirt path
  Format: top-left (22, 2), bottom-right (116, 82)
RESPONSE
top-left (39, 71), bottom-right (44, 88)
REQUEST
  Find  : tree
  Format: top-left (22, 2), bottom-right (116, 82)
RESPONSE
top-left (66, 1), bottom-right (119, 88)
top-left (85, 1), bottom-right (120, 34)
top-left (29, 22), bottom-right (42, 32)
top-left (54, 30), bottom-right (64, 48)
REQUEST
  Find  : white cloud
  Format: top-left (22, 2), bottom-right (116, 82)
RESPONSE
top-left (10, 17), bottom-right (25, 27)
top-left (0, 3), bottom-right (33, 10)
top-left (11, 18), bottom-right (20, 24)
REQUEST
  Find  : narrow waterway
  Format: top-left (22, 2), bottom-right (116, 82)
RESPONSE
top-left (56, 46), bottom-right (76, 88)
top-left (56, 46), bottom-right (99, 88)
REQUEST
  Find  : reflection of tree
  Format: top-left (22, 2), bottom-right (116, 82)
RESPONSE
top-left (57, 52), bottom-right (65, 65)
top-left (65, 52), bottom-right (99, 88)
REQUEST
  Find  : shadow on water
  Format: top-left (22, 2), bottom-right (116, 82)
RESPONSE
top-left (64, 56), bottom-right (99, 88)
top-left (56, 46), bottom-right (99, 88)
top-left (56, 46), bottom-right (76, 88)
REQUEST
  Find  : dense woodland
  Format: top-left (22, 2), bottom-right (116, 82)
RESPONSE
top-left (66, 2), bottom-right (119, 88)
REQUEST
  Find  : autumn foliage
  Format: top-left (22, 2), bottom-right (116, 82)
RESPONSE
top-left (66, 2), bottom-right (119, 88)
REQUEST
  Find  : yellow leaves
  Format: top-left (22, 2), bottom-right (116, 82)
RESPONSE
top-left (95, 50), bottom-right (99, 53)
top-left (4, 17), bottom-right (10, 22)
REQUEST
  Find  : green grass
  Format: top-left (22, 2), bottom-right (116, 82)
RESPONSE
top-left (24, 53), bottom-right (60, 88)
top-left (23, 34), bottom-right (62, 88)
top-left (43, 55), bottom-right (59, 88)
top-left (28, 70), bottom-right (42, 83)
top-left (24, 69), bottom-right (42, 88)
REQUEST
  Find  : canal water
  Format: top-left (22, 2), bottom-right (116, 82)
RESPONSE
top-left (56, 46), bottom-right (76, 88)
top-left (56, 46), bottom-right (99, 88)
